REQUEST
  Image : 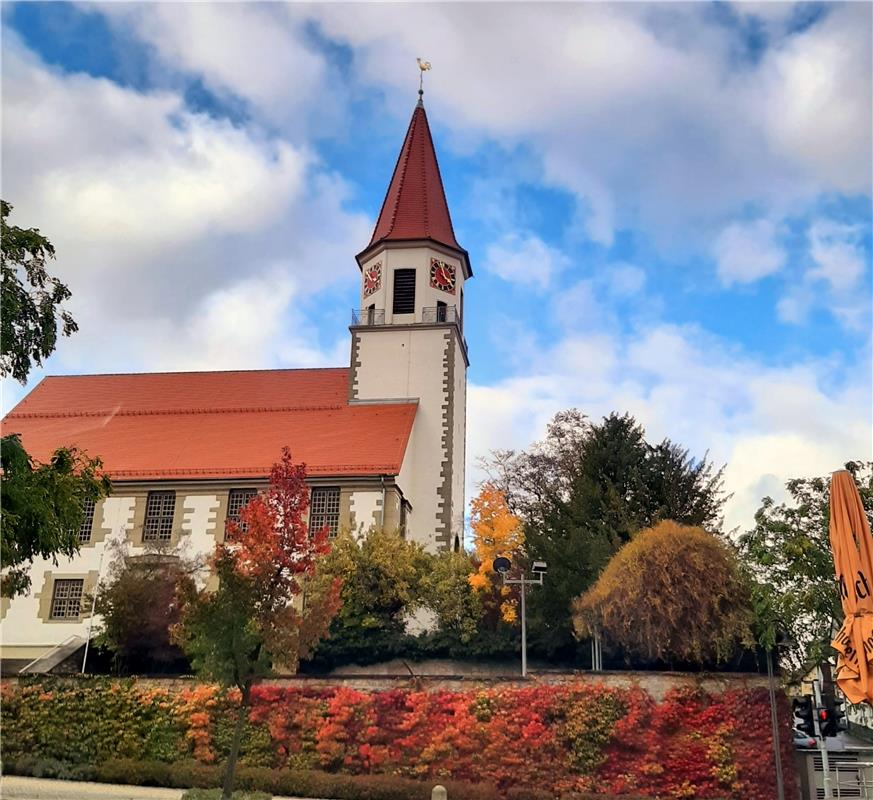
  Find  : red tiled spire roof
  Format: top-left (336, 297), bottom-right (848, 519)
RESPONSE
top-left (365, 100), bottom-right (464, 257)
top-left (1, 369), bottom-right (417, 480)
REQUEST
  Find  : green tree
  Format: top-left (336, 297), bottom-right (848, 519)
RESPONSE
top-left (1, 200), bottom-right (77, 384)
top-left (1, 201), bottom-right (110, 598)
top-left (573, 520), bottom-right (755, 665)
top-left (1, 434), bottom-right (110, 596)
top-left (482, 410), bottom-right (726, 657)
top-left (308, 528), bottom-right (430, 667)
top-left (737, 461), bottom-right (873, 680)
top-left (420, 550), bottom-right (484, 647)
top-left (173, 450), bottom-right (341, 799)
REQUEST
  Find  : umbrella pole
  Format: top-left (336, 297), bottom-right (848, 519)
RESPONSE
top-left (766, 649), bottom-right (786, 800)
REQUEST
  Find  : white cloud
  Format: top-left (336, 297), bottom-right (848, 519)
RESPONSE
top-left (776, 217), bottom-right (870, 330)
top-left (304, 2), bottom-right (871, 245)
top-left (483, 232), bottom-right (570, 290)
top-left (731, 2), bottom-right (800, 26)
top-left (714, 219), bottom-right (786, 285)
top-left (468, 323), bottom-right (871, 535)
top-left (776, 286), bottom-right (813, 325)
top-left (808, 219), bottom-right (867, 292)
top-left (97, 3), bottom-right (340, 138)
top-left (552, 281), bottom-right (602, 331)
top-left (607, 263), bottom-right (646, 296)
top-left (1, 36), bottom-right (370, 400)
top-left (758, 5), bottom-right (873, 194)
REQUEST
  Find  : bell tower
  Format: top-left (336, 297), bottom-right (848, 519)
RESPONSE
top-left (349, 95), bottom-right (471, 552)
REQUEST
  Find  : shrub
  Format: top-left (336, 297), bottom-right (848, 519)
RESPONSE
top-left (95, 759), bottom-right (172, 786)
top-left (573, 521), bottom-right (755, 665)
top-left (181, 791), bottom-right (271, 800)
top-left (163, 761), bottom-right (224, 789)
top-left (4, 757), bottom-right (96, 782)
top-left (1, 678), bottom-right (794, 800)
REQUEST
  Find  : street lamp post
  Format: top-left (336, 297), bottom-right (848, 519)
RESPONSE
top-left (494, 557), bottom-right (547, 678)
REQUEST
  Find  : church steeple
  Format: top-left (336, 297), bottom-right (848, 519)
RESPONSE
top-left (350, 93), bottom-right (470, 553)
top-left (357, 101), bottom-right (471, 276)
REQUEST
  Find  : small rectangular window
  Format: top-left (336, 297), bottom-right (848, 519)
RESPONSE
top-left (77, 497), bottom-right (96, 543)
top-left (50, 578), bottom-right (84, 620)
top-left (143, 491), bottom-right (175, 542)
top-left (228, 489), bottom-right (257, 531)
top-left (310, 487), bottom-right (341, 538)
top-left (392, 269), bottom-right (416, 315)
top-left (436, 300), bottom-right (447, 323)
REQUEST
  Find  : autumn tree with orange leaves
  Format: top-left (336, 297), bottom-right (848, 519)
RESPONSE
top-left (173, 449), bottom-right (342, 800)
top-left (469, 482), bottom-right (525, 624)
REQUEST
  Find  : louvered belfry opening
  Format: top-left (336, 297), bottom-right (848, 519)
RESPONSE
top-left (393, 268), bottom-right (416, 314)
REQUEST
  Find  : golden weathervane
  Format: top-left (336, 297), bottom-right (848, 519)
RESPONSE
top-left (417, 58), bottom-right (431, 96)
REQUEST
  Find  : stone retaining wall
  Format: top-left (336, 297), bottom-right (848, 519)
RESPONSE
top-left (3, 660), bottom-right (771, 703)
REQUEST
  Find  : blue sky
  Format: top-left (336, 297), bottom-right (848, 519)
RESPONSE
top-left (2, 2), bottom-right (871, 532)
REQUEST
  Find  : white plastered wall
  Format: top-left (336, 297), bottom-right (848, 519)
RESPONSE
top-left (355, 243), bottom-right (468, 553)
top-left (349, 490), bottom-right (382, 537)
top-left (355, 326), bottom-right (448, 552)
top-left (1, 493), bottom-right (221, 657)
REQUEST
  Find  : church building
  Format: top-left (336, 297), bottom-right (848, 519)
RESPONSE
top-left (0, 96), bottom-right (470, 671)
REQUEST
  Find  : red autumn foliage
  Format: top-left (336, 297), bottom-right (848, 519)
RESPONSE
top-left (3, 678), bottom-right (796, 799)
top-left (240, 682), bottom-right (795, 799)
top-left (226, 449), bottom-right (333, 588)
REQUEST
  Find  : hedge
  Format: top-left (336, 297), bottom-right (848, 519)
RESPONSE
top-left (1, 679), bottom-right (795, 799)
top-left (1, 757), bottom-right (698, 800)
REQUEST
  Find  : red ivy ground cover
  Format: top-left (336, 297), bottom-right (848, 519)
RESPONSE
top-left (2, 680), bottom-right (796, 799)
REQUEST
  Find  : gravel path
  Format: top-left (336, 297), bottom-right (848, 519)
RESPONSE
top-left (0, 777), bottom-right (183, 800)
top-left (0, 776), bottom-right (321, 800)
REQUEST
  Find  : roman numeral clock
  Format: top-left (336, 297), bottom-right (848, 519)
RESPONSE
top-left (429, 258), bottom-right (456, 294)
top-left (363, 262), bottom-right (382, 297)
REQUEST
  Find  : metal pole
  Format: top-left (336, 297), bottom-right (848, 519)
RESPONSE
top-left (766, 649), bottom-right (786, 800)
top-left (81, 548), bottom-right (104, 674)
top-left (520, 577), bottom-right (527, 678)
top-left (813, 677), bottom-right (832, 798)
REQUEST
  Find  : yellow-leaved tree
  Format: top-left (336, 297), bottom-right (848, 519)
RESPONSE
top-left (469, 483), bottom-right (525, 623)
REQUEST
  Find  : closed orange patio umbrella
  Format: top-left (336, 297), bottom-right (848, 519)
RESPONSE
top-left (829, 470), bottom-right (873, 704)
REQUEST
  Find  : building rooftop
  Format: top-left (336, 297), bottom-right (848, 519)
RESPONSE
top-left (2, 368), bottom-right (417, 480)
top-left (365, 102), bottom-right (466, 261)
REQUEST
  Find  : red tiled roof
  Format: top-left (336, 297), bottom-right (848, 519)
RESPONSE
top-left (2, 369), bottom-right (417, 480)
top-left (367, 102), bottom-right (463, 254)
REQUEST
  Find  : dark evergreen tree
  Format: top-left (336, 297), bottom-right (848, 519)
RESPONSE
top-left (482, 410), bottom-right (726, 658)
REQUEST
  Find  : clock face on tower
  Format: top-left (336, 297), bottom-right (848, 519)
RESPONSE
top-left (429, 258), bottom-right (456, 294)
top-left (363, 262), bottom-right (382, 297)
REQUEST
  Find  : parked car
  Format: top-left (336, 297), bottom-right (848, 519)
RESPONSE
top-left (794, 728), bottom-right (817, 749)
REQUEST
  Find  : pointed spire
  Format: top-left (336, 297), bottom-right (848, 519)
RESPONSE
top-left (361, 101), bottom-right (467, 265)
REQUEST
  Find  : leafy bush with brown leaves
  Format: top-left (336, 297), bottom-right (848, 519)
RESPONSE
top-left (573, 520), bottom-right (754, 665)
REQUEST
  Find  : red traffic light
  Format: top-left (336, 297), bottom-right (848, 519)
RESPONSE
top-left (819, 710), bottom-right (829, 721)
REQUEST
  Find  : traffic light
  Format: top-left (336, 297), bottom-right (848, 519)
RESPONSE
top-left (793, 695), bottom-right (816, 736)
top-left (822, 694), bottom-right (849, 737)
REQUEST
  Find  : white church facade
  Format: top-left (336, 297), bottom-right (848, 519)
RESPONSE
top-left (0, 97), bottom-right (470, 670)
